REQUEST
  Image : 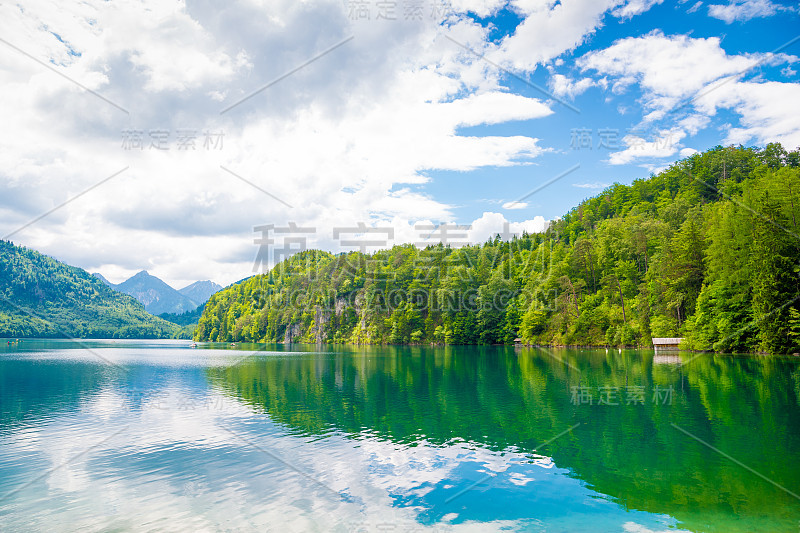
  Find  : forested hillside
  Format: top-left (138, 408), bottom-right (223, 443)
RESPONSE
top-left (0, 241), bottom-right (179, 338)
top-left (196, 144), bottom-right (800, 354)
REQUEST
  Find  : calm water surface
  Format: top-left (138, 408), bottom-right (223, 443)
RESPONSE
top-left (0, 340), bottom-right (798, 532)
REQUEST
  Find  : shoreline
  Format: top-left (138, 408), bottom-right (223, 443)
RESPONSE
top-left (5, 337), bottom-right (799, 357)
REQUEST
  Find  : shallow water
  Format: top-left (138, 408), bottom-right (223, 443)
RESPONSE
top-left (0, 340), bottom-right (798, 532)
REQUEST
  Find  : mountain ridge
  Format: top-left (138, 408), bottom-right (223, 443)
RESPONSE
top-left (178, 280), bottom-right (223, 306)
top-left (113, 271), bottom-right (198, 315)
top-left (92, 272), bottom-right (113, 286)
top-left (0, 241), bottom-right (179, 338)
top-left (93, 271), bottom-right (222, 315)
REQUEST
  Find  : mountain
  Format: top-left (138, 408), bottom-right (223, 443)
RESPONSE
top-left (0, 241), bottom-right (179, 338)
top-left (95, 272), bottom-right (221, 314)
top-left (178, 280), bottom-right (222, 306)
top-left (195, 144), bottom-right (800, 354)
top-left (92, 272), bottom-right (113, 286)
top-left (114, 271), bottom-right (198, 315)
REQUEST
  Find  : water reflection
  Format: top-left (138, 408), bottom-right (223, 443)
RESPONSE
top-left (0, 358), bottom-right (105, 434)
top-left (209, 346), bottom-right (800, 532)
top-left (0, 342), bottom-right (797, 532)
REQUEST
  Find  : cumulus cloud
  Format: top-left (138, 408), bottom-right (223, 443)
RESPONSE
top-left (579, 31), bottom-right (800, 160)
top-left (579, 32), bottom-right (757, 102)
top-left (496, 0), bottom-right (623, 71)
top-left (0, 0), bottom-right (558, 286)
top-left (612, 0), bottom-right (665, 19)
top-left (698, 81), bottom-right (800, 148)
top-left (451, 0), bottom-right (509, 17)
top-left (466, 212), bottom-right (549, 242)
top-left (4, 0), bottom-right (792, 288)
top-left (549, 74), bottom-right (599, 99)
top-left (707, 0), bottom-right (793, 23)
top-left (607, 129), bottom-right (687, 165)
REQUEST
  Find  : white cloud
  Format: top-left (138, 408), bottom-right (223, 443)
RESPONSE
top-left (579, 32), bottom-right (756, 101)
top-left (451, 0), bottom-right (509, 17)
top-left (707, 0), bottom-right (793, 23)
top-left (572, 182), bottom-right (610, 189)
top-left (443, 91), bottom-right (554, 126)
top-left (502, 201), bottom-right (529, 209)
top-left (4, 0), bottom-right (793, 289)
top-left (679, 147), bottom-right (699, 157)
top-left (0, 0), bottom-right (557, 287)
top-left (549, 74), bottom-right (597, 99)
top-left (698, 80), bottom-right (800, 148)
top-left (678, 114), bottom-right (711, 135)
top-left (387, 212), bottom-right (548, 251)
top-left (467, 212), bottom-right (549, 243)
top-left (640, 163), bottom-right (669, 174)
top-left (496, 0), bottom-right (623, 72)
top-left (496, 0), bottom-right (663, 72)
top-left (579, 31), bottom-right (800, 157)
top-left (611, 0), bottom-right (665, 19)
top-left (607, 129), bottom-right (687, 165)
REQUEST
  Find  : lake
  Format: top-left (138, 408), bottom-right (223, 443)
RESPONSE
top-left (0, 340), bottom-right (798, 532)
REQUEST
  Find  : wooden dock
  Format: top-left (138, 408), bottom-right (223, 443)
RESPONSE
top-left (652, 337), bottom-right (683, 352)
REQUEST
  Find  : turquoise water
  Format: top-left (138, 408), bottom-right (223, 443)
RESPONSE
top-left (0, 340), bottom-right (799, 532)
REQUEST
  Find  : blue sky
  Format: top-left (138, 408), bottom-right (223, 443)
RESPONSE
top-left (0, 0), bottom-right (798, 286)
top-left (425, 0), bottom-right (800, 222)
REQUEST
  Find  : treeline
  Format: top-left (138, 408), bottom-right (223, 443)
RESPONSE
top-left (158, 305), bottom-right (206, 340)
top-left (0, 240), bottom-right (179, 338)
top-left (195, 144), bottom-right (800, 353)
top-left (159, 304), bottom-right (206, 326)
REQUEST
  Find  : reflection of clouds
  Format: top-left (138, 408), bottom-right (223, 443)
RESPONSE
top-left (89, 388), bottom-right (128, 419)
top-left (508, 473), bottom-right (534, 486)
top-left (530, 455), bottom-right (555, 469)
top-left (623, 523), bottom-right (678, 533)
top-left (0, 347), bottom-right (691, 533)
top-left (45, 448), bottom-right (91, 494)
top-left (0, 382), bottom-right (535, 532)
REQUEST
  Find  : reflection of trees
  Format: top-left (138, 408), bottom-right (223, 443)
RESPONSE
top-left (0, 360), bottom-right (104, 434)
top-left (208, 347), bottom-right (800, 532)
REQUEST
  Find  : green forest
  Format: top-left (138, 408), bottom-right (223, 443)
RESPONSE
top-left (196, 144), bottom-right (800, 354)
top-left (0, 240), bottom-right (180, 338)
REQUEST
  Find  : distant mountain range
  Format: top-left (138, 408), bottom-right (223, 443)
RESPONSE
top-left (178, 280), bottom-right (222, 306)
top-left (0, 240), bottom-right (178, 338)
top-left (93, 271), bottom-right (222, 315)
